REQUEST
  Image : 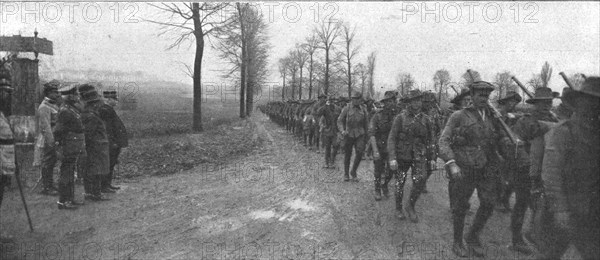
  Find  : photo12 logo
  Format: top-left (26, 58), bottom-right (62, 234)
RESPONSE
top-left (0, 2), bottom-right (140, 24)
top-left (208, 2), bottom-right (340, 24)
top-left (400, 2), bottom-right (539, 23)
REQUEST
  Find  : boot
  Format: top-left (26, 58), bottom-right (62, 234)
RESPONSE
top-left (465, 230), bottom-right (485, 257)
top-left (510, 235), bottom-right (533, 255)
top-left (350, 152), bottom-right (363, 179)
top-left (381, 185), bottom-right (389, 198)
top-left (396, 209), bottom-right (406, 220)
top-left (374, 178), bottom-right (382, 201)
top-left (452, 211), bottom-right (468, 257)
top-left (407, 183), bottom-right (423, 223)
top-left (406, 199), bottom-right (419, 223)
top-left (343, 150), bottom-right (352, 181)
top-left (452, 241), bottom-right (469, 258)
top-left (57, 201), bottom-right (78, 210)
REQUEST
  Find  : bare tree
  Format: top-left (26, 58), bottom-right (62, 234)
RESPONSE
top-left (314, 20), bottom-right (341, 95)
top-left (293, 44), bottom-right (309, 100)
top-left (215, 3), bottom-right (270, 117)
top-left (366, 52), bottom-right (376, 97)
top-left (286, 50), bottom-right (299, 99)
top-left (278, 57), bottom-right (291, 100)
top-left (338, 22), bottom-right (360, 98)
top-left (540, 61), bottom-right (553, 89)
top-left (528, 74), bottom-right (543, 90)
top-left (355, 63), bottom-right (367, 95)
top-left (303, 34), bottom-right (319, 99)
top-left (396, 73), bottom-right (415, 96)
top-left (433, 69), bottom-right (451, 102)
top-left (147, 2), bottom-right (231, 131)
top-left (494, 71), bottom-right (516, 101)
top-left (567, 73), bottom-right (586, 89)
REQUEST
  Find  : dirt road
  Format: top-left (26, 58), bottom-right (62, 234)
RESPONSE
top-left (1, 113), bottom-right (579, 260)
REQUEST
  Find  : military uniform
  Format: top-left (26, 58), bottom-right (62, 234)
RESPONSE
top-left (439, 81), bottom-right (504, 257)
top-left (78, 85), bottom-right (110, 200)
top-left (337, 92), bottom-right (369, 181)
top-left (310, 96), bottom-right (327, 151)
top-left (530, 78), bottom-right (600, 259)
top-left (53, 87), bottom-right (86, 209)
top-left (317, 99), bottom-right (340, 168)
top-left (98, 98), bottom-right (128, 190)
top-left (368, 91), bottom-right (397, 200)
top-left (387, 90), bottom-right (434, 221)
top-left (37, 81), bottom-right (61, 193)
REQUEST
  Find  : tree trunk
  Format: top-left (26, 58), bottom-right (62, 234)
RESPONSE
top-left (437, 82), bottom-right (443, 103)
top-left (239, 52), bottom-right (246, 118)
top-left (361, 77), bottom-right (365, 96)
top-left (282, 73), bottom-right (286, 100)
top-left (299, 67), bottom-right (303, 100)
top-left (347, 58), bottom-right (351, 98)
top-left (291, 72), bottom-right (296, 99)
top-left (308, 55), bottom-right (313, 99)
top-left (324, 48), bottom-right (330, 95)
top-left (246, 54), bottom-right (253, 116)
top-left (238, 4), bottom-right (246, 118)
top-left (192, 3), bottom-right (203, 131)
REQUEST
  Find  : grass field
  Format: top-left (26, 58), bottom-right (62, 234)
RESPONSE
top-left (113, 91), bottom-right (262, 179)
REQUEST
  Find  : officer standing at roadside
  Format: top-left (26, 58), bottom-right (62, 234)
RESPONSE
top-left (54, 85), bottom-right (86, 210)
top-left (37, 80), bottom-right (62, 195)
top-left (99, 91), bottom-right (128, 192)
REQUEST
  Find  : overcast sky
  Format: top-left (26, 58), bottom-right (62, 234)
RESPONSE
top-left (1, 2), bottom-right (598, 93)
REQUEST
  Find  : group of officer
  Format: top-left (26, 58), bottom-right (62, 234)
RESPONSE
top-left (261, 75), bottom-right (599, 259)
top-left (35, 81), bottom-right (129, 210)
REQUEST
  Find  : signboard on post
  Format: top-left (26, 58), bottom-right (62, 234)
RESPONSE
top-left (0, 36), bottom-right (54, 55)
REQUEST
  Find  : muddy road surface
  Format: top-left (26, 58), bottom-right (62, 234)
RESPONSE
top-left (1, 113), bottom-right (580, 260)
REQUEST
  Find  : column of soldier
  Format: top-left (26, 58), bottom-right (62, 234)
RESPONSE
top-left (260, 75), bottom-right (599, 259)
top-left (34, 81), bottom-right (129, 210)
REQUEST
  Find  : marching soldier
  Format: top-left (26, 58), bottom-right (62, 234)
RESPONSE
top-left (494, 90), bottom-right (535, 254)
top-left (37, 80), bottom-right (62, 195)
top-left (421, 91), bottom-right (444, 194)
top-left (533, 77), bottom-right (599, 259)
top-left (53, 85), bottom-right (86, 210)
top-left (99, 91), bottom-right (128, 192)
top-left (368, 91), bottom-right (397, 201)
top-left (317, 96), bottom-right (340, 168)
top-left (311, 94), bottom-right (327, 152)
top-left (439, 81), bottom-right (504, 257)
top-left (338, 91), bottom-right (369, 182)
top-left (387, 89), bottom-right (434, 222)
